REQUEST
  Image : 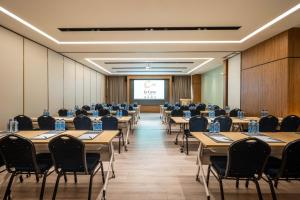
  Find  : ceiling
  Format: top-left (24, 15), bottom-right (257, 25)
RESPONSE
top-left (0, 0), bottom-right (299, 75)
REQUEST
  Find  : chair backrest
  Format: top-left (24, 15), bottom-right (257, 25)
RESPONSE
top-left (196, 104), bottom-right (206, 111)
top-left (95, 104), bottom-right (103, 110)
top-left (226, 138), bottom-right (271, 178)
top-left (98, 109), bottom-right (110, 116)
top-left (106, 103), bottom-right (112, 107)
top-left (189, 116), bottom-right (208, 132)
top-left (14, 115), bottom-right (33, 130)
top-left (215, 109), bottom-right (226, 117)
top-left (0, 135), bottom-right (38, 173)
top-left (163, 102), bottom-right (169, 107)
top-left (180, 105), bottom-right (189, 111)
top-left (120, 103), bottom-right (126, 107)
top-left (128, 105), bottom-right (134, 110)
top-left (190, 109), bottom-right (200, 116)
top-left (171, 109), bottom-right (184, 117)
top-left (58, 109), bottom-right (68, 117)
top-left (167, 105), bottom-right (174, 111)
top-left (189, 103), bottom-right (196, 107)
top-left (38, 115), bottom-right (55, 130)
top-left (229, 108), bottom-right (241, 117)
top-left (278, 139), bottom-right (300, 178)
top-left (75, 109), bottom-right (88, 116)
top-left (82, 105), bottom-right (91, 111)
top-left (133, 103), bottom-right (138, 107)
top-left (213, 116), bottom-right (232, 132)
top-left (48, 135), bottom-right (87, 173)
top-left (259, 115), bottom-right (279, 132)
top-left (213, 105), bottom-right (220, 110)
top-left (73, 114), bottom-right (92, 130)
top-left (101, 116), bottom-right (118, 130)
top-left (112, 105), bottom-right (120, 111)
top-left (120, 109), bottom-right (128, 116)
top-left (280, 115), bottom-right (300, 132)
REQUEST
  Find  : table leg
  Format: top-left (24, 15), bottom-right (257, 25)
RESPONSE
top-left (124, 122), bottom-right (130, 151)
top-left (195, 142), bottom-right (210, 200)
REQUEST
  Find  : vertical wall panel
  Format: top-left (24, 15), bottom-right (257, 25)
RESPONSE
top-left (24, 39), bottom-right (48, 117)
top-left (64, 58), bottom-right (76, 109)
top-left (75, 63), bottom-right (84, 107)
top-left (96, 73), bottom-right (101, 103)
top-left (100, 74), bottom-right (106, 102)
top-left (48, 50), bottom-right (63, 116)
top-left (84, 67), bottom-right (91, 105)
top-left (0, 27), bottom-right (23, 129)
top-left (90, 70), bottom-right (97, 104)
top-left (228, 54), bottom-right (241, 109)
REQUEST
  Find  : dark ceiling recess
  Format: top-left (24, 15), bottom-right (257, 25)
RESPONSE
top-left (105, 61), bottom-right (194, 64)
top-left (112, 67), bottom-right (187, 69)
top-left (58, 26), bottom-right (241, 32)
top-left (115, 70), bottom-right (183, 73)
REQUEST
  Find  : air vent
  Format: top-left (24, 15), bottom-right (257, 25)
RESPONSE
top-left (105, 61), bottom-right (194, 64)
top-left (58, 26), bottom-right (241, 32)
top-left (112, 67), bottom-right (187, 70)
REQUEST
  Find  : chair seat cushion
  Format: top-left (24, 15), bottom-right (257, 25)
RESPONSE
top-left (264, 156), bottom-right (282, 178)
top-left (15, 153), bottom-right (52, 172)
top-left (210, 156), bottom-right (227, 176)
top-left (86, 153), bottom-right (101, 174)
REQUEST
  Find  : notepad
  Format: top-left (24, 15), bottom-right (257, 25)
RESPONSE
top-left (242, 133), bottom-right (283, 143)
top-left (203, 132), bottom-right (233, 143)
top-left (78, 131), bottom-right (102, 140)
top-left (31, 131), bottom-right (64, 140)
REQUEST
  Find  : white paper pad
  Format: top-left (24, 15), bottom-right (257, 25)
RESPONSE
top-left (78, 133), bottom-right (99, 140)
top-left (32, 133), bottom-right (58, 140)
top-left (253, 136), bottom-right (282, 143)
top-left (210, 135), bottom-right (233, 142)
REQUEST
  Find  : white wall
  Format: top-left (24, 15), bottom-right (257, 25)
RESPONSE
top-left (228, 54), bottom-right (241, 109)
top-left (0, 26), bottom-right (106, 129)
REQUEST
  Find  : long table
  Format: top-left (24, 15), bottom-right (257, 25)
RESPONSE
top-left (190, 131), bottom-right (300, 200)
top-left (31, 116), bottom-right (133, 151)
top-left (0, 130), bottom-right (119, 200)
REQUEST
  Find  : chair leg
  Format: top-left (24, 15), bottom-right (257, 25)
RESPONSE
top-left (253, 179), bottom-right (263, 200)
top-left (52, 172), bottom-right (62, 200)
top-left (39, 171), bottom-right (48, 200)
top-left (3, 172), bottom-right (16, 200)
top-left (19, 175), bottom-right (23, 183)
top-left (100, 161), bottom-right (105, 184)
top-left (245, 179), bottom-right (249, 188)
top-left (236, 178), bottom-right (239, 188)
top-left (122, 132), bottom-right (125, 146)
top-left (218, 178), bottom-right (225, 200)
top-left (206, 165), bottom-right (211, 186)
top-left (266, 177), bottom-right (277, 200)
top-left (74, 172), bottom-right (77, 183)
top-left (35, 172), bottom-right (40, 183)
top-left (88, 174), bottom-right (94, 200)
top-left (118, 135), bottom-right (121, 154)
top-left (63, 172), bottom-right (67, 183)
top-left (185, 136), bottom-right (189, 155)
top-left (274, 179), bottom-right (278, 188)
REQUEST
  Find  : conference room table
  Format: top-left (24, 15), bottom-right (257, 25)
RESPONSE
top-left (31, 115), bottom-right (133, 151)
top-left (160, 107), bottom-right (209, 123)
top-left (0, 130), bottom-right (119, 200)
top-left (170, 116), bottom-right (283, 150)
top-left (190, 131), bottom-right (300, 200)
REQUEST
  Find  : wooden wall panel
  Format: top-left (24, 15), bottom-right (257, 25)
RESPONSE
top-left (241, 67), bottom-right (261, 116)
top-left (288, 58), bottom-right (300, 116)
top-left (288, 28), bottom-right (300, 57)
top-left (48, 50), bottom-right (64, 116)
top-left (191, 74), bottom-right (201, 103)
top-left (24, 39), bottom-right (48, 117)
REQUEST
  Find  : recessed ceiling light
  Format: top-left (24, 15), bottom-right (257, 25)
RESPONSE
top-left (0, 3), bottom-right (299, 44)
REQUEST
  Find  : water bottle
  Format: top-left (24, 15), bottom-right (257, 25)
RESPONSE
top-left (99, 120), bottom-right (103, 131)
top-left (62, 119), bottom-right (66, 131)
top-left (209, 122), bottom-right (215, 133)
top-left (93, 119), bottom-right (97, 131)
top-left (225, 106), bottom-right (230, 114)
top-left (240, 111), bottom-right (244, 119)
top-left (255, 121), bottom-right (260, 134)
top-left (119, 110), bottom-right (123, 117)
top-left (248, 120), bottom-right (253, 134)
top-left (9, 119), bottom-right (14, 133)
top-left (214, 121), bottom-right (220, 133)
top-left (187, 111), bottom-right (191, 118)
top-left (55, 120), bottom-right (59, 131)
top-left (14, 120), bottom-right (18, 132)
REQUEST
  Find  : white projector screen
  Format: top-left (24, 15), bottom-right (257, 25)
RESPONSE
top-left (134, 80), bottom-right (165, 100)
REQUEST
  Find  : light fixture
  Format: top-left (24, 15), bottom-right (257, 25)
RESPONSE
top-left (0, 3), bottom-right (299, 44)
top-left (145, 63), bottom-right (151, 70)
top-left (85, 58), bottom-right (112, 74)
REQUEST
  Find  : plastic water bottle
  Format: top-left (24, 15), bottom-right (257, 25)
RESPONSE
top-left (62, 120), bottom-right (66, 131)
top-left (93, 119), bottom-right (97, 131)
top-left (255, 121), bottom-right (260, 134)
top-left (55, 120), bottom-right (59, 131)
top-left (225, 106), bottom-right (230, 114)
top-left (209, 122), bottom-right (215, 133)
top-left (9, 119), bottom-right (14, 133)
top-left (99, 121), bottom-right (103, 131)
top-left (240, 111), bottom-right (244, 119)
top-left (214, 121), bottom-right (220, 133)
top-left (248, 120), bottom-right (253, 134)
top-left (14, 120), bottom-right (18, 132)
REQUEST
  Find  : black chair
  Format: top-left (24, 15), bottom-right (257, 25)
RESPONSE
top-left (259, 115), bottom-right (279, 132)
top-left (207, 138), bottom-right (271, 200)
top-left (14, 115), bottom-right (33, 130)
top-left (163, 102), bottom-right (169, 107)
top-left (98, 108), bottom-right (110, 116)
top-left (37, 115), bottom-right (56, 130)
top-left (280, 115), bottom-right (300, 132)
top-left (167, 105), bottom-right (174, 111)
top-left (175, 102), bottom-right (181, 107)
top-left (75, 109), bottom-right (88, 116)
top-left (107, 103), bottom-right (112, 107)
top-left (48, 135), bottom-right (105, 200)
top-left (196, 104), bottom-right (206, 111)
top-left (120, 103), bottom-right (126, 108)
top-left (215, 109), bottom-right (226, 117)
top-left (263, 139), bottom-right (300, 200)
top-left (0, 135), bottom-right (53, 200)
top-left (189, 103), bottom-right (196, 107)
top-left (180, 105), bottom-right (189, 111)
top-left (0, 155), bottom-right (5, 173)
top-left (190, 109), bottom-right (200, 117)
top-left (213, 116), bottom-right (232, 132)
top-left (101, 116), bottom-right (124, 154)
top-left (95, 104), bottom-right (103, 110)
top-left (58, 109), bottom-right (68, 117)
top-left (73, 114), bottom-right (92, 130)
top-left (169, 109), bottom-right (184, 134)
top-left (133, 103), bottom-right (138, 107)
top-left (120, 109), bottom-right (129, 116)
top-left (82, 105), bottom-right (91, 111)
top-left (229, 108), bottom-right (241, 117)
top-left (112, 105), bottom-right (120, 111)
top-left (128, 105), bottom-right (134, 111)
top-left (213, 105), bottom-right (220, 110)
top-left (184, 116), bottom-right (208, 154)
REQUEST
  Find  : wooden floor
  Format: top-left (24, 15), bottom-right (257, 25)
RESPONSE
top-left (1, 113), bottom-right (300, 199)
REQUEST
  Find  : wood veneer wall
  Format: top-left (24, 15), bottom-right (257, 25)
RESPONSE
top-left (191, 74), bottom-right (201, 103)
top-left (241, 28), bottom-right (300, 117)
